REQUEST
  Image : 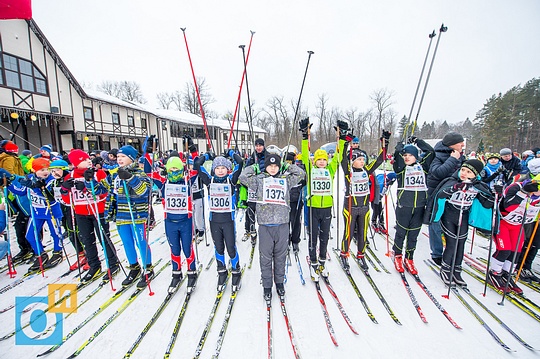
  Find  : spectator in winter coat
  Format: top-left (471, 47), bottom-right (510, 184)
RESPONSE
top-left (19, 150), bottom-right (32, 174)
top-left (0, 141), bottom-right (24, 176)
top-left (25, 144), bottom-right (52, 173)
top-left (425, 132), bottom-right (466, 265)
top-left (499, 148), bottom-right (522, 185)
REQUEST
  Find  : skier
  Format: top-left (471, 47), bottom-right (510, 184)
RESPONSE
top-left (371, 171), bottom-right (397, 234)
top-left (339, 130), bottom-right (389, 271)
top-left (61, 149), bottom-right (119, 282)
top-left (195, 150), bottom-right (244, 291)
top-left (427, 159), bottom-right (494, 287)
top-left (115, 145), bottom-right (154, 288)
top-left (488, 177), bottom-right (540, 294)
top-left (286, 151), bottom-right (305, 253)
top-left (391, 136), bottom-right (434, 274)
top-left (239, 153), bottom-right (304, 300)
top-left (300, 118), bottom-right (347, 280)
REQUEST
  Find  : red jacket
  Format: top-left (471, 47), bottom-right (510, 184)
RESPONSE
top-left (61, 168), bottom-right (109, 215)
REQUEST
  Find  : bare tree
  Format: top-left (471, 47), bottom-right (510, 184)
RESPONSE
top-left (156, 92), bottom-right (175, 109)
top-left (181, 77), bottom-right (215, 117)
top-left (97, 80), bottom-right (146, 103)
top-left (370, 88), bottom-right (395, 136)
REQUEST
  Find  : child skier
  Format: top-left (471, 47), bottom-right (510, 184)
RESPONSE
top-left (371, 171), bottom-right (397, 234)
top-left (426, 159), bottom-right (494, 287)
top-left (239, 153), bottom-right (304, 300)
top-left (338, 131), bottom-right (389, 271)
top-left (61, 149), bottom-right (119, 282)
top-left (155, 156), bottom-right (199, 293)
top-left (115, 145), bottom-right (154, 288)
top-left (300, 118), bottom-right (347, 280)
top-left (391, 137), bottom-right (434, 274)
top-left (488, 178), bottom-right (540, 294)
top-left (195, 150), bottom-right (244, 291)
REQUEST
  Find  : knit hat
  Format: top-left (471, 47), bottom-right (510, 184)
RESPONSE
top-left (486, 153), bottom-right (500, 160)
top-left (402, 144), bottom-right (419, 159)
top-left (351, 149), bottom-right (367, 162)
top-left (2, 141), bottom-right (18, 153)
top-left (352, 137), bottom-right (360, 144)
top-left (109, 148), bottom-right (118, 157)
top-left (286, 152), bottom-right (296, 162)
top-left (68, 149), bottom-right (91, 168)
top-left (255, 138), bottom-right (265, 146)
top-left (40, 144), bottom-right (52, 153)
top-left (442, 132), bottom-right (465, 147)
top-left (264, 153), bottom-right (281, 169)
top-left (32, 158), bottom-right (50, 172)
top-left (118, 145), bottom-right (138, 162)
top-left (49, 159), bottom-right (69, 170)
top-left (528, 158), bottom-right (540, 175)
top-left (313, 149), bottom-right (328, 163)
top-left (499, 148), bottom-right (512, 156)
top-left (212, 156), bottom-right (232, 171)
top-left (523, 150), bottom-right (534, 158)
top-left (22, 150), bottom-right (32, 157)
top-left (165, 156), bottom-right (184, 172)
top-left (461, 159), bottom-right (484, 177)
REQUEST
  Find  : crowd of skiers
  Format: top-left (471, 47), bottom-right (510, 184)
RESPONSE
top-left (0, 120), bottom-right (539, 301)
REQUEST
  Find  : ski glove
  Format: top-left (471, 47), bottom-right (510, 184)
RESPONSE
top-left (0, 168), bottom-right (14, 185)
top-left (117, 168), bottom-right (133, 181)
top-left (62, 178), bottom-right (75, 190)
top-left (74, 181), bottom-right (86, 191)
top-left (452, 182), bottom-right (471, 192)
top-left (407, 136), bottom-right (417, 144)
top-left (496, 166), bottom-right (506, 174)
top-left (298, 118), bottom-right (312, 140)
top-left (206, 151), bottom-right (216, 161)
top-left (182, 135), bottom-right (197, 152)
top-left (522, 181), bottom-right (539, 193)
top-left (32, 179), bottom-right (46, 189)
top-left (334, 120), bottom-right (349, 140)
top-left (84, 168), bottom-right (95, 182)
top-left (493, 184), bottom-right (504, 195)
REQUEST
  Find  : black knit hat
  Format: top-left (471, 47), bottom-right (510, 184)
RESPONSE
top-left (264, 153), bottom-right (281, 170)
top-left (442, 132), bottom-right (464, 147)
top-left (255, 138), bottom-right (265, 146)
top-left (462, 159), bottom-right (484, 177)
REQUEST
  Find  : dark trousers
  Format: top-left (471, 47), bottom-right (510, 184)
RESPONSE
top-left (15, 210), bottom-right (32, 253)
top-left (76, 214), bottom-right (118, 270)
top-left (210, 220), bottom-right (239, 271)
top-left (289, 199), bottom-right (303, 245)
top-left (62, 205), bottom-right (84, 254)
top-left (245, 201), bottom-right (257, 233)
top-left (393, 206), bottom-right (424, 259)
top-left (308, 207), bottom-right (332, 263)
top-left (371, 201), bottom-right (384, 225)
top-left (341, 205), bottom-right (369, 254)
top-left (520, 222), bottom-right (540, 270)
top-left (440, 210), bottom-right (470, 267)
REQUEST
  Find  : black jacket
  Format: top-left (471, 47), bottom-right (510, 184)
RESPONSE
top-left (426, 141), bottom-right (465, 196)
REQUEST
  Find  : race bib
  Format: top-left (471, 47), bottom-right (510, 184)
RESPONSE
top-left (262, 177), bottom-right (287, 205)
top-left (209, 183), bottom-right (232, 213)
top-left (311, 168), bottom-right (332, 196)
top-left (351, 171), bottom-right (369, 197)
top-left (502, 202), bottom-right (540, 225)
top-left (30, 192), bottom-right (46, 208)
top-left (448, 187), bottom-right (477, 208)
top-left (164, 183), bottom-right (189, 214)
top-left (53, 187), bottom-right (63, 203)
top-left (402, 165), bottom-right (427, 191)
top-left (72, 181), bottom-right (93, 206)
top-left (248, 187), bottom-right (257, 202)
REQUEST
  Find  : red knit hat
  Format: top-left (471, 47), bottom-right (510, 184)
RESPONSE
top-left (68, 149), bottom-right (90, 168)
top-left (32, 158), bottom-right (50, 172)
top-left (3, 141), bottom-right (18, 153)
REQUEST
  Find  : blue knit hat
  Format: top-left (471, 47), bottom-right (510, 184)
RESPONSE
top-left (352, 137), bottom-right (360, 144)
top-left (403, 144), bottom-right (419, 159)
top-left (212, 156), bottom-right (232, 171)
top-left (40, 144), bottom-right (52, 153)
top-left (49, 159), bottom-right (69, 170)
top-left (118, 145), bottom-right (138, 162)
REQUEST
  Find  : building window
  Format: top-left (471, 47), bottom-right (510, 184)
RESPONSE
top-left (223, 133), bottom-right (228, 140)
top-left (241, 134), bottom-right (245, 141)
top-left (141, 118), bottom-right (147, 129)
top-left (102, 141), bottom-right (111, 151)
top-left (83, 107), bottom-right (93, 121)
top-left (128, 115), bottom-right (134, 126)
top-left (195, 128), bottom-right (205, 139)
top-left (1, 53), bottom-right (48, 95)
top-left (112, 112), bottom-right (120, 124)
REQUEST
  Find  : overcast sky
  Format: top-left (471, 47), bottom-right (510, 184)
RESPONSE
top-left (32, 0), bottom-right (540, 127)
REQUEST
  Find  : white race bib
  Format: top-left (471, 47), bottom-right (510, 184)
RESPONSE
top-left (164, 183), bottom-right (189, 214)
top-left (209, 183), bottom-right (232, 213)
top-left (351, 171), bottom-right (370, 197)
top-left (402, 165), bottom-right (427, 191)
top-left (72, 181), bottom-right (93, 206)
top-left (262, 177), bottom-right (287, 205)
top-left (502, 202), bottom-right (540, 225)
top-left (311, 168), bottom-right (332, 196)
top-left (448, 187), bottom-right (477, 208)
top-left (248, 187), bottom-right (257, 202)
top-left (30, 192), bottom-right (46, 208)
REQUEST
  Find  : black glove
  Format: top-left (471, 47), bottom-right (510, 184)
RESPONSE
top-left (32, 179), bottom-right (46, 189)
top-left (84, 168), bottom-right (96, 182)
top-left (496, 165), bottom-right (506, 174)
top-left (395, 142), bottom-right (404, 153)
top-left (380, 130), bottom-right (391, 148)
top-left (74, 181), bottom-right (86, 191)
top-left (223, 149), bottom-right (233, 158)
top-left (62, 178), bottom-right (75, 190)
top-left (334, 120), bottom-right (349, 140)
top-left (117, 168), bottom-right (133, 180)
top-left (298, 118), bottom-right (312, 140)
top-left (453, 182), bottom-right (471, 191)
top-left (493, 184), bottom-right (504, 195)
top-left (206, 151), bottom-right (216, 161)
top-left (407, 136), bottom-right (417, 144)
top-left (522, 181), bottom-right (539, 193)
top-left (183, 135), bottom-right (196, 152)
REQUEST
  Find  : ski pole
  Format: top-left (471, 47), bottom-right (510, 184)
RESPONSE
top-left (122, 179), bottom-right (154, 296)
top-left (443, 186), bottom-right (467, 299)
top-left (498, 197), bottom-right (530, 306)
top-left (403, 30), bottom-right (436, 141)
top-left (26, 186), bottom-right (46, 276)
top-left (2, 179), bottom-right (16, 277)
top-left (411, 24), bottom-right (448, 137)
top-left (515, 218), bottom-right (540, 283)
top-left (239, 44), bottom-right (258, 167)
top-left (468, 228), bottom-right (476, 255)
top-left (483, 190), bottom-right (500, 296)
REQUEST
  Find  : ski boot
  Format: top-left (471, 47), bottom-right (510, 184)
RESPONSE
top-left (371, 222), bottom-right (379, 234)
top-left (217, 269), bottom-right (228, 291)
top-left (137, 264), bottom-right (154, 289)
top-left (12, 249), bottom-right (33, 264)
top-left (292, 242), bottom-right (299, 254)
top-left (318, 259), bottom-right (329, 278)
top-left (403, 258), bottom-right (418, 275)
top-left (82, 266), bottom-right (102, 283)
top-left (521, 269), bottom-right (540, 283)
top-left (356, 252), bottom-right (368, 271)
top-left (310, 263), bottom-right (320, 282)
top-left (276, 283), bottom-right (285, 297)
top-left (250, 230), bottom-right (257, 245)
top-left (70, 252), bottom-right (88, 271)
top-left (44, 251), bottom-right (63, 269)
top-left (502, 270), bottom-right (522, 295)
top-left (439, 262), bottom-right (453, 286)
top-left (263, 287), bottom-right (272, 303)
top-left (168, 271), bottom-right (183, 293)
top-left (378, 223), bottom-right (388, 235)
top-left (452, 265), bottom-right (467, 288)
top-left (231, 269), bottom-right (242, 292)
top-left (28, 252), bottom-right (49, 273)
top-left (187, 270), bottom-right (198, 293)
top-left (102, 263), bottom-right (120, 282)
top-left (339, 251), bottom-right (350, 270)
top-left (393, 253), bottom-right (404, 273)
top-left (488, 270), bottom-right (508, 292)
top-left (242, 231), bottom-right (251, 242)
top-left (122, 263), bottom-right (141, 286)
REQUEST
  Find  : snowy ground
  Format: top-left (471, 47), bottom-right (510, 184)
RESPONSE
top-left (1, 174), bottom-right (540, 359)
